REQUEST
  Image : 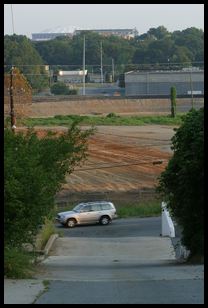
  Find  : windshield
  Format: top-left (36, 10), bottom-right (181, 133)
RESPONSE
top-left (73, 203), bottom-right (84, 212)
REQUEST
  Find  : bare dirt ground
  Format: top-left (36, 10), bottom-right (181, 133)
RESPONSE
top-left (14, 98), bottom-right (190, 203)
top-left (60, 125), bottom-right (175, 202)
top-left (16, 124), bottom-right (176, 204)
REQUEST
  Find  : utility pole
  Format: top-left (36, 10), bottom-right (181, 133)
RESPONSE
top-left (10, 5), bottom-right (16, 131)
top-left (10, 66), bottom-right (16, 131)
top-left (82, 35), bottom-right (85, 96)
top-left (100, 41), bottom-right (103, 84)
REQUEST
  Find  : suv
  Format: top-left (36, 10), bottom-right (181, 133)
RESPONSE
top-left (56, 201), bottom-right (117, 228)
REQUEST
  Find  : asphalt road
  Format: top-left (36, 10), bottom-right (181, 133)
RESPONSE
top-left (34, 217), bottom-right (204, 304)
top-left (55, 216), bottom-right (162, 238)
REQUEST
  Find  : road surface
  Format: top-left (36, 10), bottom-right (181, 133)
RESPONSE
top-left (34, 217), bottom-right (204, 304)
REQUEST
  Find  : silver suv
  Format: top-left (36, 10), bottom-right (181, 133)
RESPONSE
top-left (56, 201), bottom-right (117, 228)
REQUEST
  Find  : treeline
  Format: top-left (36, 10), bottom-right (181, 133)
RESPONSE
top-left (4, 26), bottom-right (204, 91)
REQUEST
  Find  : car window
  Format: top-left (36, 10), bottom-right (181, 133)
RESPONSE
top-left (101, 204), bottom-right (111, 210)
top-left (81, 205), bottom-right (91, 212)
top-left (73, 203), bottom-right (84, 212)
top-left (91, 204), bottom-right (101, 211)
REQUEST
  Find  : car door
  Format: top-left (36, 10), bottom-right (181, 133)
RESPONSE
top-left (90, 204), bottom-right (103, 222)
top-left (78, 205), bottom-right (92, 224)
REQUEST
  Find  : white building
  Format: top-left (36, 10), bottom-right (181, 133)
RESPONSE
top-left (32, 27), bottom-right (138, 41)
top-left (57, 70), bottom-right (88, 83)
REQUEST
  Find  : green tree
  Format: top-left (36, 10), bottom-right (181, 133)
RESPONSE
top-left (4, 35), bottom-right (48, 92)
top-left (4, 123), bottom-right (94, 248)
top-left (157, 108), bottom-right (204, 259)
top-left (170, 86), bottom-right (177, 117)
top-left (148, 26), bottom-right (169, 40)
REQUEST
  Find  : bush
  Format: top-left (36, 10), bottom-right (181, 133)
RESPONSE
top-left (50, 82), bottom-right (70, 95)
top-left (4, 246), bottom-right (35, 278)
top-left (157, 108), bottom-right (204, 258)
top-left (106, 112), bottom-right (117, 118)
top-left (4, 123), bottom-right (94, 249)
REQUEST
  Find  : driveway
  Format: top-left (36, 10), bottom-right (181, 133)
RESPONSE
top-left (34, 217), bottom-right (204, 304)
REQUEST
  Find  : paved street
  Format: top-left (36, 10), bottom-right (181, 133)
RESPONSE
top-left (33, 217), bottom-right (204, 304)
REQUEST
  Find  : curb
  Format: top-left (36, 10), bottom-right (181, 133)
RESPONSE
top-left (35, 234), bottom-right (59, 262)
top-left (44, 233), bottom-right (59, 256)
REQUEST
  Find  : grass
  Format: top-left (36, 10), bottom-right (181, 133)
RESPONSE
top-left (55, 199), bottom-right (162, 219)
top-left (116, 200), bottom-right (161, 218)
top-left (4, 246), bottom-right (36, 279)
top-left (17, 114), bottom-right (184, 127)
top-left (35, 217), bottom-right (57, 251)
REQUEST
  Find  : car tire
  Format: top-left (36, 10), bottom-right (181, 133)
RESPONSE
top-left (66, 218), bottom-right (76, 228)
top-left (99, 216), bottom-right (110, 225)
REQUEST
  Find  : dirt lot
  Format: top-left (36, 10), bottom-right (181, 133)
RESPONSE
top-left (17, 124), bottom-right (176, 204)
top-left (14, 97), bottom-right (190, 204)
top-left (61, 125), bottom-right (175, 203)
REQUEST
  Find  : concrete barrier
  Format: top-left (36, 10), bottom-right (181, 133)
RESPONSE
top-left (161, 202), bottom-right (175, 238)
top-left (43, 234), bottom-right (59, 256)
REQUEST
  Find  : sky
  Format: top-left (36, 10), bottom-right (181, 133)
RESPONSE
top-left (4, 4), bottom-right (204, 38)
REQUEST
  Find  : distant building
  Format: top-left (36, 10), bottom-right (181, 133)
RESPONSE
top-left (125, 69), bottom-right (204, 96)
top-left (32, 32), bottom-right (73, 41)
top-left (57, 70), bottom-right (88, 83)
top-left (74, 28), bottom-right (138, 39)
top-left (32, 27), bottom-right (138, 41)
top-left (88, 73), bottom-right (103, 83)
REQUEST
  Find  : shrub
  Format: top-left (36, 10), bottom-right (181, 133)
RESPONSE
top-left (4, 123), bottom-right (94, 249)
top-left (50, 82), bottom-right (70, 95)
top-left (157, 108), bottom-right (204, 259)
top-left (4, 246), bottom-right (35, 278)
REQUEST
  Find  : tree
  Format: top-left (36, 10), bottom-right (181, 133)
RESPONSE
top-left (4, 123), bottom-right (94, 248)
top-left (4, 35), bottom-right (48, 92)
top-left (148, 26), bottom-right (169, 40)
top-left (170, 86), bottom-right (177, 118)
top-left (157, 108), bottom-right (204, 259)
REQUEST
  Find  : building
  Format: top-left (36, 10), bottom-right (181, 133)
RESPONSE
top-left (32, 32), bottom-right (73, 41)
top-left (31, 26), bottom-right (76, 41)
top-left (57, 70), bottom-right (88, 84)
top-left (74, 28), bottom-right (138, 39)
top-left (32, 27), bottom-right (138, 41)
top-left (125, 69), bottom-right (204, 96)
top-left (88, 73), bottom-right (103, 83)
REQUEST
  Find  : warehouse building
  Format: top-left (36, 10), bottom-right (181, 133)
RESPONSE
top-left (125, 69), bottom-right (204, 96)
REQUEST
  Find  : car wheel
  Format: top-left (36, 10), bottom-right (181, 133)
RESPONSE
top-left (99, 216), bottom-right (110, 225)
top-left (66, 218), bottom-right (76, 228)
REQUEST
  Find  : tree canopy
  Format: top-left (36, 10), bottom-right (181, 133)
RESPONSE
top-left (4, 35), bottom-right (48, 92)
top-left (4, 26), bottom-right (204, 89)
top-left (4, 124), bottom-right (94, 247)
top-left (157, 108), bottom-right (204, 259)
